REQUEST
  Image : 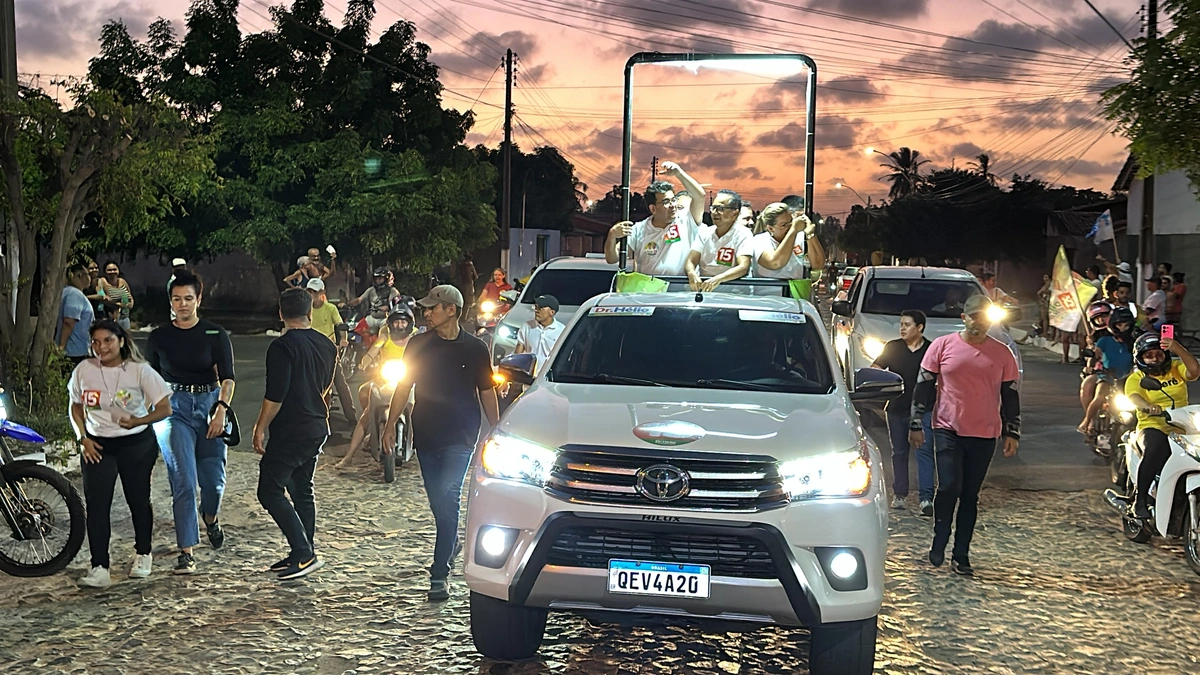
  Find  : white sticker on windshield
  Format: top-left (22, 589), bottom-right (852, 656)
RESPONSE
top-left (590, 306), bottom-right (655, 316)
top-left (739, 310), bottom-right (807, 324)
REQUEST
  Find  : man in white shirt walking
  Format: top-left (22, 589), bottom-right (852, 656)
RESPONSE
top-left (605, 161), bottom-right (706, 276)
top-left (515, 295), bottom-right (565, 373)
top-left (1145, 277), bottom-right (1168, 329)
top-left (686, 189), bottom-right (754, 292)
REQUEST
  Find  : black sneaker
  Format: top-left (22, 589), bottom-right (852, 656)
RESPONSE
top-left (278, 555), bottom-right (324, 580)
top-left (928, 548), bottom-right (945, 568)
top-left (173, 553), bottom-right (197, 575)
top-left (206, 520), bottom-right (225, 550)
top-left (268, 557), bottom-right (292, 573)
top-left (1133, 501), bottom-right (1153, 520)
top-left (428, 578), bottom-right (450, 602)
top-left (951, 558), bottom-right (975, 576)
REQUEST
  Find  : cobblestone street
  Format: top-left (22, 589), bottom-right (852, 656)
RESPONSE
top-left (2, 444), bottom-right (1199, 674)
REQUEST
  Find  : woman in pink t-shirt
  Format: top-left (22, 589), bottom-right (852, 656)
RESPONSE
top-left (908, 295), bottom-right (1021, 577)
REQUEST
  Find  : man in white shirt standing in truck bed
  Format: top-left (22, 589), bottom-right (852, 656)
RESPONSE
top-left (605, 161), bottom-right (707, 277)
top-left (686, 189), bottom-right (754, 292)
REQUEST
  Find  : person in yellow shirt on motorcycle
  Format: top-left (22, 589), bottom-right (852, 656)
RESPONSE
top-left (336, 309), bottom-right (416, 469)
top-left (1125, 332), bottom-right (1200, 518)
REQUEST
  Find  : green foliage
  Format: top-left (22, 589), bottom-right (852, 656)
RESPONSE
top-left (3, 347), bottom-right (74, 443)
top-left (1102, 0), bottom-right (1200, 193)
top-left (474, 144), bottom-right (583, 231)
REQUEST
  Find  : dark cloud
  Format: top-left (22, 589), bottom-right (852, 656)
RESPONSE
top-left (808, 0), bottom-right (929, 21)
top-left (430, 30), bottom-right (537, 79)
top-left (15, 0), bottom-right (160, 62)
top-left (823, 76), bottom-right (890, 104)
top-left (945, 142), bottom-right (985, 159)
top-left (756, 116), bottom-right (868, 151)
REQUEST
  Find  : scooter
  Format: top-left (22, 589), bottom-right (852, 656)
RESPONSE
top-left (1103, 380), bottom-right (1200, 576)
top-left (475, 291), bottom-right (516, 346)
top-left (367, 359), bottom-right (415, 484)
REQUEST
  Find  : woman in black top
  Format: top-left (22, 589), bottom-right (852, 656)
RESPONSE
top-left (146, 272), bottom-right (236, 575)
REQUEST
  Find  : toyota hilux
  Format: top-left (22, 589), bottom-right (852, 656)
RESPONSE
top-left (464, 289), bottom-right (901, 675)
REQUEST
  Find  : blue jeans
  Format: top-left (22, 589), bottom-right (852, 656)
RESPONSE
top-left (886, 410), bottom-right (935, 501)
top-left (932, 430), bottom-right (996, 562)
top-left (155, 389), bottom-right (227, 549)
top-left (418, 444), bottom-right (474, 580)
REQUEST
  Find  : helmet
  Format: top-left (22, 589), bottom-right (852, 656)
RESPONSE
top-left (1134, 332), bottom-right (1171, 376)
top-left (1086, 300), bottom-right (1113, 328)
top-left (372, 266), bottom-right (390, 290)
top-left (373, 266), bottom-right (389, 279)
top-left (387, 308), bottom-right (414, 336)
top-left (1109, 306), bottom-right (1135, 333)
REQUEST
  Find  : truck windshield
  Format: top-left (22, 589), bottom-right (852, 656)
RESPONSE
top-left (862, 279), bottom-right (985, 319)
top-left (547, 306), bottom-right (834, 394)
top-left (520, 269), bottom-right (615, 307)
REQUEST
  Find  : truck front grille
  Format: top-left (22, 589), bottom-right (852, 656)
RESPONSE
top-left (544, 526), bottom-right (778, 579)
top-left (545, 447), bottom-right (788, 512)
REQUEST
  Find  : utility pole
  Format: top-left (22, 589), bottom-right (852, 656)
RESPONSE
top-left (1140, 0), bottom-right (1157, 298)
top-left (501, 48), bottom-right (514, 262)
top-left (650, 156), bottom-right (658, 182)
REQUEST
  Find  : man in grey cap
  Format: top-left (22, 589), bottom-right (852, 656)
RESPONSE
top-left (515, 294), bottom-right (565, 373)
top-left (382, 284), bottom-right (499, 601)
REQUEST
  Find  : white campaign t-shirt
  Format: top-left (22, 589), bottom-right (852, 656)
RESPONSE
top-left (627, 212), bottom-right (701, 277)
top-left (751, 231), bottom-right (809, 280)
top-left (69, 359), bottom-right (171, 438)
top-left (516, 319), bottom-right (566, 372)
top-left (691, 225), bottom-right (755, 278)
top-left (1145, 289), bottom-right (1167, 321)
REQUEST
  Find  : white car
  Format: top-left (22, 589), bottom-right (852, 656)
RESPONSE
top-left (830, 266), bottom-right (1023, 391)
top-left (488, 255), bottom-right (618, 363)
top-left (465, 290), bottom-right (900, 675)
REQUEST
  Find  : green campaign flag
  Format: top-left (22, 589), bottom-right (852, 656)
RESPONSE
top-left (615, 272), bottom-right (669, 294)
top-left (789, 278), bottom-right (813, 302)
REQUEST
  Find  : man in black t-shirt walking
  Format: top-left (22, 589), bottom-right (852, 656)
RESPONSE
top-left (252, 288), bottom-right (337, 581)
top-left (871, 309), bottom-right (935, 516)
top-left (382, 284), bottom-right (500, 601)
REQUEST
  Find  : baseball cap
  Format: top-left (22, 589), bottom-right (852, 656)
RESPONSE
top-left (305, 278), bottom-right (325, 292)
top-left (417, 284), bottom-right (464, 308)
top-left (1117, 262), bottom-right (1132, 272)
top-left (171, 258), bottom-right (186, 267)
top-left (963, 294), bottom-right (992, 316)
top-left (534, 294), bottom-right (560, 312)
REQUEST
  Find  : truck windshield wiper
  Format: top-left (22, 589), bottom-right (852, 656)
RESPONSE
top-left (692, 378), bottom-right (779, 392)
top-left (553, 372), bottom-right (667, 387)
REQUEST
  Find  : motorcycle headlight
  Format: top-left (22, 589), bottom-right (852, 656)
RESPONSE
top-left (480, 300), bottom-right (497, 314)
top-left (860, 337), bottom-right (885, 361)
top-left (986, 305), bottom-right (1007, 323)
top-left (780, 450), bottom-right (872, 500)
top-left (481, 433), bottom-right (557, 486)
top-left (1113, 394), bottom-right (1136, 413)
top-left (0, 399), bottom-right (7, 422)
top-left (380, 359), bottom-right (406, 387)
top-left (1170, 434), bottom-right (1200, 463)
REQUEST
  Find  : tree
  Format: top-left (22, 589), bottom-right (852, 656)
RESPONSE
top-left (99, 1), bottom-right (497, 281)
top-left (1102, 0), bottom-right (1200, 193)
top-left (877, 147), bottom-right (930, 200)
top-left (0, 80), bottom-right (212, 387)
top-left (590, 186), bottom-right (647, 222)
top-left (968, 153), bottom-right (998, 186)
top-left (475, 144), bottom-right (585, 232)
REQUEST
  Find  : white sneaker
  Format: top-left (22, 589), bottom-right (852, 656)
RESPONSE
top-left (79, 566), bottom-right (112, 588)
top-left (129, 554), bottom-right (153, 579)
top-left (891, 495), bottom-right (907, 510)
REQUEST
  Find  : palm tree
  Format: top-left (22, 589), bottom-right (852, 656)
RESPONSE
top-left (968, 153), bottom-right (998, 186)
top-left (572, 176), bottom-right (589, 210)
top-left (877, 147), bottom-right (930, 200)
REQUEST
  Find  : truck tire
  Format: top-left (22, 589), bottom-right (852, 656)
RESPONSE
top-left (470, 591), bottom-right (548, 660)
top-left (809, 616), bottom-right (877, 675)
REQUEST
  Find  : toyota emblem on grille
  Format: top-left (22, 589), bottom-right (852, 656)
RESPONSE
top-left (635, 464), bottom-right (690, 502)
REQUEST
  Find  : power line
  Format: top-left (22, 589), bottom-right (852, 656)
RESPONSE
top-left (1082, 0), bottom-right (1136, 51)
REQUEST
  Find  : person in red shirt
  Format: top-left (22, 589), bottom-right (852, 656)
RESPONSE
top-left (477, 267), bottom-right (513, 306)
top-left (1168, 272), bottom-right (1187, 326)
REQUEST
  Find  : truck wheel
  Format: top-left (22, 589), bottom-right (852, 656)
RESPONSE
top-left (809, 616), bottom-right (877, 675)
top-left (470, 591), bottom-right (548, 660)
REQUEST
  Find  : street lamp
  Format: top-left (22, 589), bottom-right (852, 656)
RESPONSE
top-left (835, 182), bottom-right (869, 206)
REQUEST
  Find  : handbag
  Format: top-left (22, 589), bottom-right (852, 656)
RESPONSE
top-left (209, 400), bottom-right (241, 447)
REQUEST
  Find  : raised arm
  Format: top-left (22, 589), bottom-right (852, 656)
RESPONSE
top-left (661, 161), bottom-right (705, 224)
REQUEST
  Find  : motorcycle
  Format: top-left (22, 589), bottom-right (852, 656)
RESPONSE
top-left (475, 292), bottom-right (516, 344)
top-left (1103, 381), bottom-right (1200, 576)
top-left (367, 359), bottom-right (415, 484)
top-left (0, 390), bottom-right (86, 577)
top-left (1096, 389), bottom-right (1137, 487)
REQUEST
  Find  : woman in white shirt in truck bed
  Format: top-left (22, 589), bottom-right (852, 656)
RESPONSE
top-left (751, 201), bottom-right (826, 293)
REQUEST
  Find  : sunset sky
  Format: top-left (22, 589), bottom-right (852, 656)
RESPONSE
top-left (16, 0), bottom-right (1140, 220)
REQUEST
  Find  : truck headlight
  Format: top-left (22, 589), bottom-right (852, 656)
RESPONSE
top-left (860, 337), bottom-right (885, 361)
top-left (497, 324), bottom-right (518, 341)
top-left (780, 450), bottom-right (872, 500)
top-left (481, 433), bottom-right (557, 486)
top-left (380, 359), bottom-right (406, 388)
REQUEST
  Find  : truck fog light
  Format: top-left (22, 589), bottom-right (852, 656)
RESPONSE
top-left (475, 525), bottom-right (517, 568)
top-left (829, 551), bottom-right (858, 580)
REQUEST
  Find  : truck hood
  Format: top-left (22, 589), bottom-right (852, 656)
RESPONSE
top-left (495, 382), bottom-right (863, 461)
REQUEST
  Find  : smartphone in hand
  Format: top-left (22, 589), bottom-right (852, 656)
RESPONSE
top-left (1161, 324), bottom-right (1175, 340)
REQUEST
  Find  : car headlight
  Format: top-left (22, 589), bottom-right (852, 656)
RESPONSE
top-left (860, 337), bottom-right (885, 361)
top-left (780, 450), bottom-right (872, 500)
top-left (380, 359), bottom-right (406, 387)
top-left (481, 433), bottom-right (557, 486)
top-left (1113, 394), bottom-right (1136, 413)
top-left (497, 324), bottom-right (518, 340)
top-left (986, 304), bottom-right (1007, 323)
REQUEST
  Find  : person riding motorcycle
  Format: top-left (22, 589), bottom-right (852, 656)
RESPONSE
top-left (1078, 301), bottom-right (1115, 433)
top-left (1079, 306), bottom-right (1137, 435)
top-left (348, 266), bottom-right (401, 335)
top-left (336, 310), bottom-right (416, 470)
top-left (1124, 332), bottom-right (1200, 519)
